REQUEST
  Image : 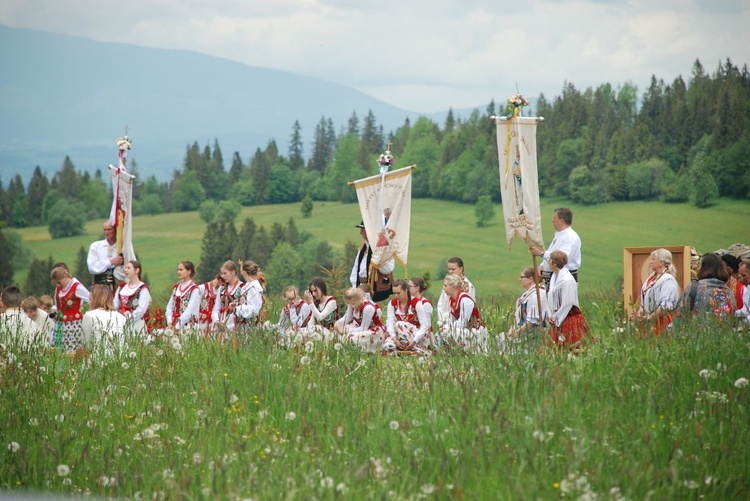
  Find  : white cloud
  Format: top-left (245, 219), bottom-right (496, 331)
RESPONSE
top-left (1, 0), bottom-right (748, 112)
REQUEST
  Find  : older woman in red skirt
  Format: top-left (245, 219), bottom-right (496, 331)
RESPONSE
top-left (546, 250), bottom-right (592, 349)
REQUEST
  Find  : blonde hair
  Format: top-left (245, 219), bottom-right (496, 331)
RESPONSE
top-left (651, 248), bottom-right (677, 275)
top-left (283, 285), bottom-right (298, 297)
top-left (443, 274), bottom-right (468, 292)
top-left (22, 296), bottom-right (39, 312)
top-left (50, 265), bottom-right (72, 281)
top-left (240, 260), bottom-right (267, 291)
top-left (89, 285), bottom-right (115, 311)
top-left (344, 287), bottom-right (365, 302)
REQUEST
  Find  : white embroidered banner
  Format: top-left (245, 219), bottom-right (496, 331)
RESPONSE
top-left (494, 116), bottom-right (545, 251)
top-left (351, 165), bottom-right (415, 268)
top-left (108, 150), bottom-right (137, 281)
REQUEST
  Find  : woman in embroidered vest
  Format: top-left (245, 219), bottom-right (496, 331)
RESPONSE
top-left (300, 278), bottom-right (339, 343)
top-left (50, 263), bottom-right (90, 353)
top-left (235, 260), bottom-right (267, 329)
top-left (212, 260), bottom-right (244, 333)
top-left (546, 250), bottom-right (591, 349)
top-left (508, 268), bottom-right (549, 351)
top-left (114, 260), bottom-right (151, 336)
top-left (436, 274), bottom-right (488, 353)
top-left (166, 260), bottom-right (200, 332)
top-left (384, 279), bottom-right (430, 354)
top-left (82, 285), bottom-right (126, 358)
top-left (276, 285), bottom-right (312, 346)
top-left (198, 274), bottom-right (224, 336)
top-left (408, 277), bottom-right (434, 352)
top-left (335, 287), bottom-right (386, 353)
top-left (636, 248), bottom-right (679, 335)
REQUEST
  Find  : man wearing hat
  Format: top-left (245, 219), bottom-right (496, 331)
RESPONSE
top-left (350, 221), bottom-right (395, 301)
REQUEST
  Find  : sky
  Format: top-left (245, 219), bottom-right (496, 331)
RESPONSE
top-left (2, 0), bottom-right (749, 113)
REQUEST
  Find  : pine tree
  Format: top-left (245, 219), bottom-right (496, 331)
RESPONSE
top-left (233, 217), bottom-right (257, 263)
top-left (0, 226), bottom-right (14, 287)
top-left (347, 111), bottom-right (360, 136)
top-left (197, 220), bottom-right (236, 283)
top-left (300, 195), bottom-right (313, 218)
top-left (26, 166), bottom-right (50, 226)
top-left (248, 226), bottom-right (273, 268)
top-left (228, 152), bottom-right (244, 184)
top-left (55, 156), bottom-right (81, 199)
top-left (24, 256), bottom-right (55, 297)
top-left (288, 121), bottom-right (304, 171)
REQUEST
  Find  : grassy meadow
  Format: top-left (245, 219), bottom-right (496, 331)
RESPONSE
top-left (2, 305), bottom-right (750, 498)
top-left (12, 197), bottom-right (750, 302)
top-left (4, 197), bottom-right (750, 498)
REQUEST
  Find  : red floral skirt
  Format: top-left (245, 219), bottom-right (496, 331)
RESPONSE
top-left (548, 306), bottom-right (592, 348)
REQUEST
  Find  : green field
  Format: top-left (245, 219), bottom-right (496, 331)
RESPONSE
top-left (14, 197), bottom-right (749, 301)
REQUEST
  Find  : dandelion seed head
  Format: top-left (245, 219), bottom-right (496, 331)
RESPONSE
top-left (735, 377), bottom-right (748, 388)
top-left (389, 420), bottom-right (399, 430)
top-left (8, 442), bottom-right (20, 452)
top-left (286, 411), bottom-right (296, 421)
top-left (57, 464), bottom-right (71, 477)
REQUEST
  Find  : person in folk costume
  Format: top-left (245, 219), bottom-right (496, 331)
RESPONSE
top-left (335, 287), bottom-right (387, 353)
top-left (383, 279), bottom-right (431, 354)
top-left (675, 253), bottom-right (736, 325)
top-left (87, 220), bottom-right (124, 292)
top-left (407, 276), bottom-right (434, 349)
top-left (635, 248), bottom-right (679, 336)
top-left (436, 257), bottom-right (476, 328)
top-left (300, 277), bottom-right (339, 343)
top-left (82, 285), bottom-right (127, 359)
top-left (49, 263), bottom-right (90, 353)
top-left (1, 286), bottom-right (43, 350)
top-left (113, 260), bottom-right (151, 336)
top-left (436, 274), bottom-right (488, 354)
top-left (235, 260), bottom-right (267, 329)
top-left (165, 260), bottom-right (200, 332)
top-left (275, 285), bottom-right (312, 346)
top-left (349, 221), bottom-right (395, 302)
top-left (197, 274), bottom-right (224, 336)
top-left (721, 254), bottom-right (745, 312)
top-left (546, 250), bottom-right (592, 350)
top-left (503, 267), bottom-right (549, 352)
top-left (212, 260), bottom-right (244, 333)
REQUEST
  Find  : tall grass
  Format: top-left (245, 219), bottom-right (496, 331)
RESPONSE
top-left (3, 292), bottom-right (749, 499)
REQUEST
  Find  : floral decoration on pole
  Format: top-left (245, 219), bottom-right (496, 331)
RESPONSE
top-left (505, 93), bottom-right (530, 118)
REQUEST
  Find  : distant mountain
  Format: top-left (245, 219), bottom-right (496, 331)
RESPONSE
top-left (0, 25), bottom-right (500, 183)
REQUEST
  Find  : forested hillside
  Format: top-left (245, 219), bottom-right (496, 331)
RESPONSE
top-left (1, 58), bottom-right (748, 239)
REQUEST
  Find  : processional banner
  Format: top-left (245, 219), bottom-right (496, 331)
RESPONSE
top-left (351, 165), bottom-right (415, 268)
top-left (494, 116), bottom-right (545, 251)
top-left (109, 135), bottom-right (137, 281)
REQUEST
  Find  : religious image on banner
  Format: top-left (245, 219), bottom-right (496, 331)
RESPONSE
top-left (350, 148), bottom-right (415, 270)
top-left (493, 94), bottom-right (545, 252)
top-left (109, 133), bottom-right (137, 281)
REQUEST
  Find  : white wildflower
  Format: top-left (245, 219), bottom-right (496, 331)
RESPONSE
top-left (201, 487), bottom-right (211, 497)
top-left (716, 363), bottom-right (726, 372)
top-left (121, 362), bottom-right (130, 369)
top-left (532, 430), bottom-right (545, 442)
top-left (193, 453), bottom-right (202, 465)
top-left (335, 425), bottom-right (345, 438)
top-left (389, 420), bottom-right (399, 430)
top-left (320, 476), bottom-right (333, 488)
top-left (734, 377), bottom-right (748, 388)
top-left (229, 393), bottom-right (239, 404)
top-left (336, 483), bottom-right (348, 493)
top-left (300, 356), bottom-right (310, 365)
top-left (286, 411), bottom-right (296, 421)
top-left (304, 341), bottom-right (314, 353)
top-left (334, 343), bottom-right (343, 351)
top-left (54, 414), bottom-right (65, 423)
top-left (57, 464), bottom-right (71, 477)
top-left (8, 442), bottom-right (20, 452)
top-left (128, 351), bottom-right (137, 359)
top-left (422, 484), bottom-right (436, 494)
top-left (683, 479), bottom-right (699, 489)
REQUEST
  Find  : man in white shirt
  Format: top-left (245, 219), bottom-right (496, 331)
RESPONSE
top-left (1, 286), bottom-right (43, 349)
top-left (87, 220), bottom-right (124, 291)
top-left (736, 260), bottom-right (750, 325)
top-left (531, 207), bottom-right (581, 285)
top-left (436, 257), bottom-right (476, 328)
top-left (349, 221), bottom-right (395, 301)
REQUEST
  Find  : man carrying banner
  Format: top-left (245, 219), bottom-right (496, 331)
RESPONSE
top-left (87, 220), bottom-right (123, 291)
top-left (530, 207), bottom-right (581, 285)
top-left (350, 221), bottom-right (395, 302)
